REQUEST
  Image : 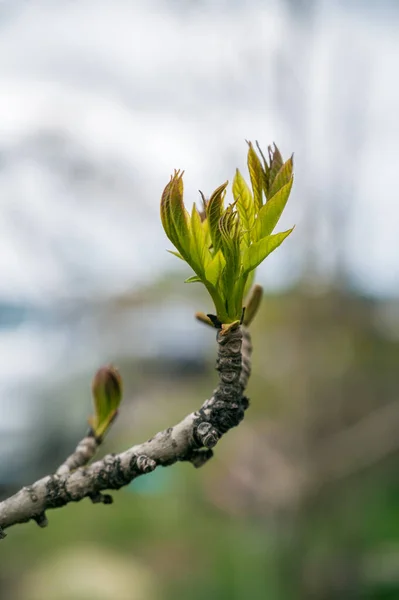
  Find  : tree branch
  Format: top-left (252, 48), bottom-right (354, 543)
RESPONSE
top-left (0, 325), bottom-right (252, 539)
top-left (56, 434), bottom-right (99, 476)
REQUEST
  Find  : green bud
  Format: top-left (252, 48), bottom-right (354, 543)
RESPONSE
top-left (243, 284), bottom-right (264, 326)
top-left (88, 365), bottom-right (123, 440)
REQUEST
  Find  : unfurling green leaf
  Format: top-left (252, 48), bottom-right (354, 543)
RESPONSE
top-left (233, 169), bottom-right (255, 247)
top-left (167, 249), bottom-right (184, 260)
top-left (246, 141), bottom-right (264, 213)
top-left (160, 170), bottom-right (191, 259)
top-left (218, 205), bottom-right (241, 316)
top-left (243, 228), bottom-right (294, 274)
top-left (89, 365), bottom-right (123, 440)
top-left (253, 142), bottom-right (285, 200)
top-left (190, 204), bottom-right (210, 273)
top-left (205, 250), bottom-right (226, 287)
top-left (243, 268), bottom-right (256, 299)
top-left (254, 178), bottom-right (293, 241)
top-left (255, 141), bottom-right (271, 193)
top-left (269, 155), bottom-right (294, 198)
top-left (206, 181), bottom-right (227, 254)
top-left (219, 205), bottom-right (240, 274)
top-left (267, 144), bottom-right (284, 198)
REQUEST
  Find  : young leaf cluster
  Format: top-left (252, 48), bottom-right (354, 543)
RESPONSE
top-left (160, 142), bottom-right (294, 324)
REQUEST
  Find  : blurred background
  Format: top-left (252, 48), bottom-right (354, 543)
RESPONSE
top-left (0, 0), bottom-right (398, 598)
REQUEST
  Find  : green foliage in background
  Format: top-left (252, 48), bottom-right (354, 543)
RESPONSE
top-left (160, 142), bottom-right (294, 324)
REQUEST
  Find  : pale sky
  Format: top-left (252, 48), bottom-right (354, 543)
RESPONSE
top-left (0, 0), bottom-right (397, 302)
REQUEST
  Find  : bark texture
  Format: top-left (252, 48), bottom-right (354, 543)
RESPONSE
top-left (0, 325), bottom-right (252, 538)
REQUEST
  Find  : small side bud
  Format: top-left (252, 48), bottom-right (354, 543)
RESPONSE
top-left (243, 284), bottom-right (263, 326)
top-left (195, 312), bottom-right (216, 328)
top-left (88, 365), bottom-right (123, 441)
